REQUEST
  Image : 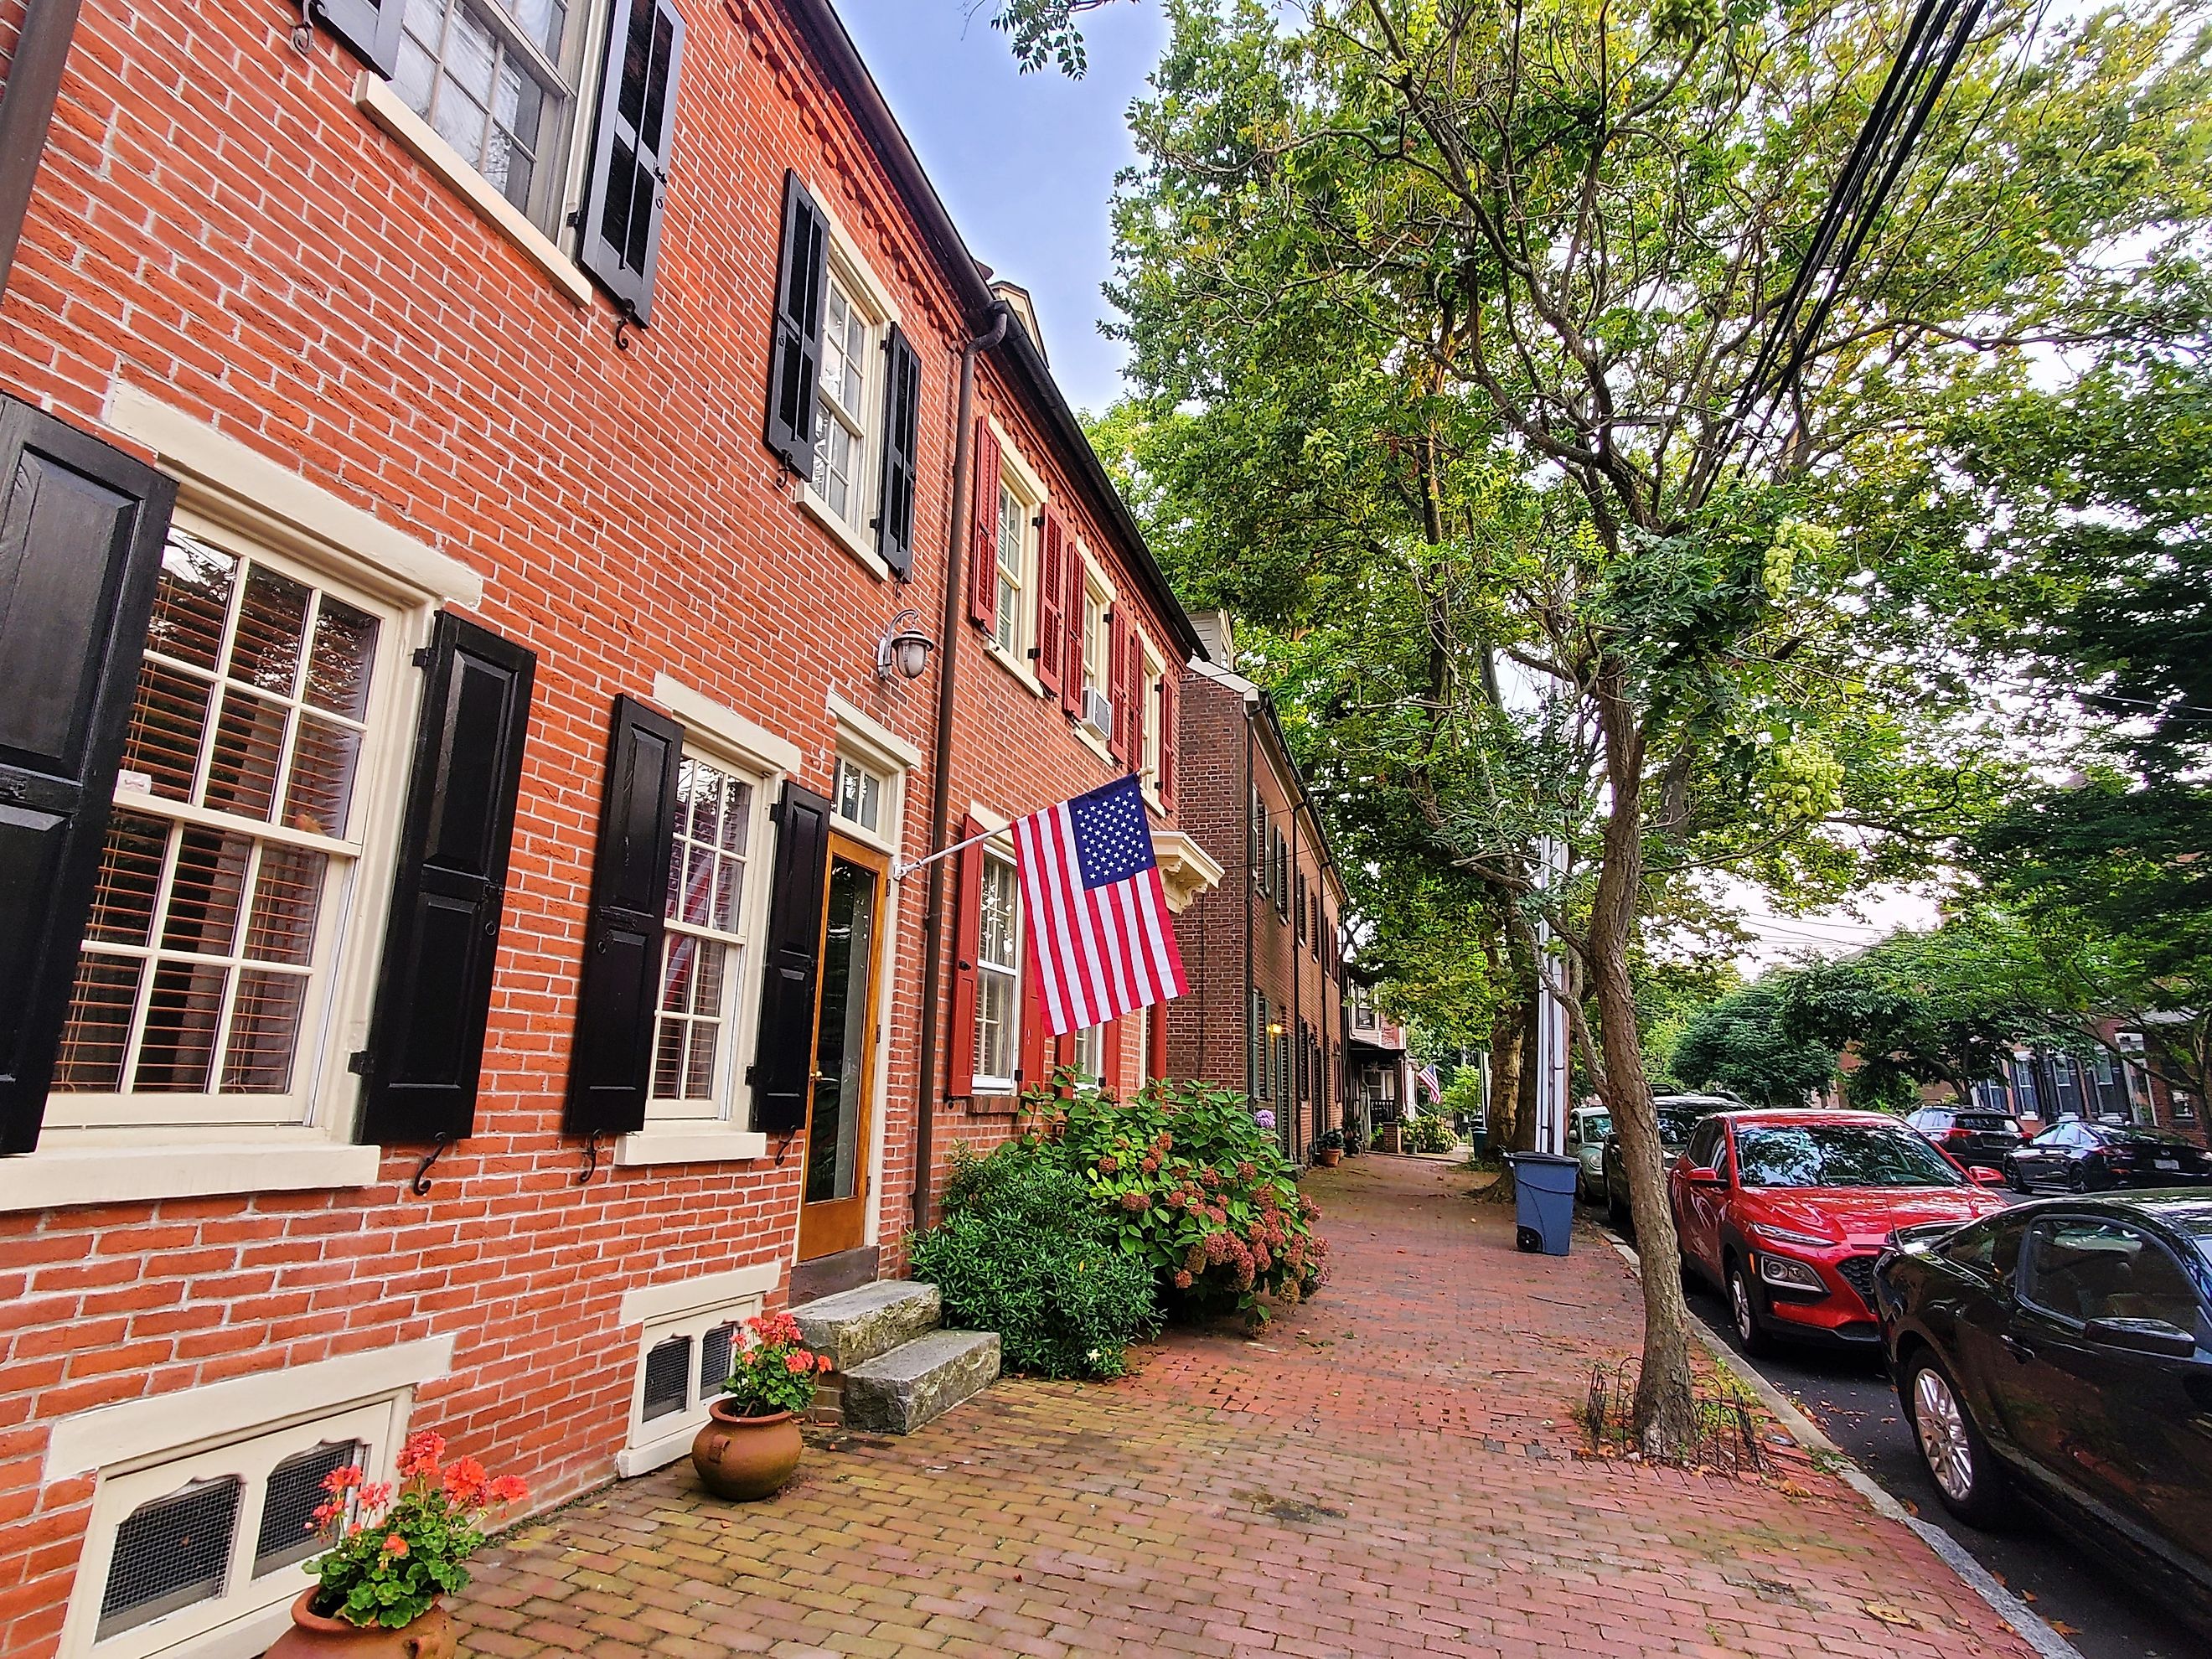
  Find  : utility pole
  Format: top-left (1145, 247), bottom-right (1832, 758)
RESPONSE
top-left (1532, 835), bottom-right (1570, 1154)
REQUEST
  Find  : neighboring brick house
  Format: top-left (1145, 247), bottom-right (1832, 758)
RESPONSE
top-left (1164, 612), bottom-right (1349, 1163)
top-left (0, 3), bottom-right (1214, 1655)
top-left (1961, 1024), bottom-right (2206, 1146)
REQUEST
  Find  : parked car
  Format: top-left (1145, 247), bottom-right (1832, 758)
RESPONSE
top-left (2002, 1119), bottom-right (2212, 1192)
top-left (1873, 1193), bottom-right (2212, 1636)
top-left (1567, 1105), bottom-right (1613, 1201)
top-left (1671, 1109), bottom-right (2009, 1354)
top-left (1600, 1093), bottom-right (1737, 1233)
top-left (1904, 1105), bottom-right (2024, 1171)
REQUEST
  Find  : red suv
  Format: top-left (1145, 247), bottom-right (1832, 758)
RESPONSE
top-left (1671, 1109), bottom-right (2010, 1353)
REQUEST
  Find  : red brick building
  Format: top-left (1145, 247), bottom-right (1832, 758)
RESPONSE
top-left (1164, 612), bottom-right (1350, 1163)
top-left (0, 3), bottom-right (1220, 1653)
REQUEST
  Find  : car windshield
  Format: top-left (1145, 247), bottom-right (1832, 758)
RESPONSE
top-left (1733, 1123), bottom-right (1965, 1190)
top-left (1579, 1114), bottom-right (1611, 1140)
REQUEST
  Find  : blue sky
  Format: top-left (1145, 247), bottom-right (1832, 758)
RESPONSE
top-left (831, 0), bottom-right (1170, 415)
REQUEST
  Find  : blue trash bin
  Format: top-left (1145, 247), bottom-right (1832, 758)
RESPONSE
top-left (1507, 1153), bottom-right (1579, 1257)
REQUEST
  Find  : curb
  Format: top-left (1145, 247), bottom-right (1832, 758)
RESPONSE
top-left (1602, 1234), bottom-right (2082, 1659)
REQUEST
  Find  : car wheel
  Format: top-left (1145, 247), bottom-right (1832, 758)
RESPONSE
top-left (1727, 1258), bottom-right (1772, 1357)
top-left (2008, 1164), bottom-right (2031, 1194)
top-left (2067, 1163), bottom-right (2089, 1193)
top-left (1906, 1357), bottom-right (2008, 1527)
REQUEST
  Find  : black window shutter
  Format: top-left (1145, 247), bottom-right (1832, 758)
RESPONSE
top-left (0, 397), bottom-right (175, 1155)
top-left (577, 0), bottom-right (687, 325)
top-left (876, 325), bottom-right (922, 576)
top-left (359, 613), bottom-right (535, 1145)
top-left (748, 780), bottom-right (831, 1134)
top-left (310, 0), bottom-right (405, 75)
top-left (563, 696), bottom-right (684, 1138)
top-left (764, 170), bottom-right (829, 477)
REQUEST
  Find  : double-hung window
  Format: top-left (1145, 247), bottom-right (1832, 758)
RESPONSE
top-left (648, 753), bottom-right (765, 1124)
top-left (1140, 648), bottom-right (1163, 787)
top-left (973, 850), bottom-right (1021, 1092)
top-left (1072, 1024), bottom-right (1105, 1087)
top-left (392, 0), bottom-right (592, 232)
top-left (810, 276), bottom-right (875, 527)
top-left (49, 532), bottom-right (393, 1131)
top-left (993, 482), bottom-right (1026, 659)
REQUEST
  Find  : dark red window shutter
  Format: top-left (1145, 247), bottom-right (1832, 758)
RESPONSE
top-left (1147, 999), bottom-right (1168, 1085)
top-left (310, 0), bottom-right (405, 75)
top-left (967, 421), bottom-right (1000, 633)
top-left (749, 780), bottom-right (832, 1134)
top-left (1017, 958), bottom-right (1047, 1100)
top-left (1125, 631), bottom-right (1147, 778)
top-left (1106, 606), bottom-right (1130, 762)
top-left (0, 398), bottom-right (175, 1155)
top-left (563, 696), bottom-right (684, 1138)
top-left (1159, 667), bottom-right (1180, 813)
top-left (945, 815), bottom-right (985, 1100)
top-left (578, 0), bottom-right (687, 324)
top-left (1062, 547), bottom-right (1085, 718)
top-left (876, 325), bottom-right (922, 577)
top-left (763, 169), bottom-right (828, 474)
top-left (1034, 508), bottom-right (1065, 693)
top-left (359, 613), bottom-right (536, 1145)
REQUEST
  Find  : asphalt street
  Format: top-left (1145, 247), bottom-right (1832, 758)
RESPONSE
top-left (1593, 1183), bottom-right (2202, 1659)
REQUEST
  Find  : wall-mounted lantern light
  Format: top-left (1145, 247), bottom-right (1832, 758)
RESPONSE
top-left (876, 607), bottom-right (935, 681)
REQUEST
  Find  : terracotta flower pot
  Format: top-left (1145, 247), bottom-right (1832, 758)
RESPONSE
top-left (263, 1589), bottom-right (454, 1658)
top-left (690, 1402), bottom-right (803, 1500)
top-left (1316, 1146), bottom-right (1342, 1167)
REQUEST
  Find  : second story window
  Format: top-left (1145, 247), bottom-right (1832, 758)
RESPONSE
top-left (812, 278), bottom-right (872, 527)
top-left (395, 0), bottom-right (585, 228)
top-left (993, 482), bottom-right (1026, 659)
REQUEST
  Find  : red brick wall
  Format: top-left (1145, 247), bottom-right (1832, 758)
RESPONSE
top-left (0, 2), bottom-right (1187, 1651)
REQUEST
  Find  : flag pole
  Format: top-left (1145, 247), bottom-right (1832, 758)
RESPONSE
top-left (892, 825), bottom-right (995, 884)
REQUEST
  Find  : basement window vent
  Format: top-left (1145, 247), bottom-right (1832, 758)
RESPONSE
top-left (698, 1321), bottom-right (738, 1399)
top-left (254, 1441), bottom-right (363, 1577)
top-left (641, 1335), bottom-right (694, 1424)
top-left (98, 1477), bottom-right (240, 1641)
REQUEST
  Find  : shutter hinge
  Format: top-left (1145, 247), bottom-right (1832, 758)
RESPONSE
top-left (348, 1049), bottom-right (371, 1075)
top-left (411, 646), bottom-right (434, 669)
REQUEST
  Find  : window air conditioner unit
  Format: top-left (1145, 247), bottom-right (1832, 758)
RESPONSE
top-left (1083, 686), bottom-right (1114, 742)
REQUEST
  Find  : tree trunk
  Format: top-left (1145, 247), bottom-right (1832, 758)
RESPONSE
top-left (1589, 670), bottom-right (1702, 1457)
top-left (1512, 995), bottom-right (1540, 1153)
top-left (1486, 996), bottom-right (1525, 1155)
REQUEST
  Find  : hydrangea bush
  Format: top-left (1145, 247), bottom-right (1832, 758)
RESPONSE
top-left (1023, 1072), bottom-right (1329, 1324)
top-left (303, 1432), bottom-right (525, 1629)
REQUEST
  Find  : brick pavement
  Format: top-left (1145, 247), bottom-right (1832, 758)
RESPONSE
top-left (448, 1155), bottom-right (2039, 1657)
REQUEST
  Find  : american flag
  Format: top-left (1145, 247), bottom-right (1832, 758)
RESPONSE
top-left (1012, 773), bottom-right (1188, 1038)
top-left (1416, 1064), bottom-right (1443, 1103)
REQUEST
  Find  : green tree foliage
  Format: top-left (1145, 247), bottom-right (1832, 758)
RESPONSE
top-left (1081, 0), bottom-right (2209, 1452)
top-left (1670, 977), bottom-right (1837, 1109)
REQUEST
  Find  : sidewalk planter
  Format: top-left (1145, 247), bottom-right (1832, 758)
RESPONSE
top-left (691, 1403), bottom-right (804, 1500)
top-left (1507, 1153), bottom-right (1579, 1256)
top-left (265, 1590), bottom-right (455, 1658)
top-left (1316, 1145), bottom-right (1342, 1167)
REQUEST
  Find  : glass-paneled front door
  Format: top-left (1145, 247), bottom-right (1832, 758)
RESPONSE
top-left (796, 839), bottom-right (884, 1261)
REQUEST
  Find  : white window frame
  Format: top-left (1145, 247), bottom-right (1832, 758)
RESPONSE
top-left (616, 1264), bottom-right (779, 1476)
top-left (640, 745), bottom-right (773, 1134)
top-left (1072, 555), bottom-right (1114, 759)
top-left (981, 422), bottom-right (1048, 694)
top-left (0, 395), bottom-right (480, 1216)
top-left (832, 753), bottom-right (890, 840)
top-left (798, 197), bottom-right (904, 577)
top-left (973, 844), bottom-right (1022, 1097)
top-left (1072, 1025), bottom-right (1105, 1087)
top-left (1139, 637), bottom-right (1165, 804)
top-left (616, 676), bottom-right (801, 1168)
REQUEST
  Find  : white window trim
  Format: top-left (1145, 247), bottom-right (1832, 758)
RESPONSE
top-left (797, 192), bottom-right (903, 581)
top-left (354, 74), bottom-right (593, 308)
top-left (618, 680), bottom-right (795, 1166)
top-left (980, 420), bottom-right (1049, 696)
top-left (825, 692), bottom-right (916, 858)
top-left (5, 458), bottom-right (443, 1209)
top-left (1069, 555), bottom-right (1116, 762)
top-left (972, 836), bottom-right (1023, 1100)
top-left (1139, 636), bottom-right (1166, 810)
top-left (617, 1263), bottom-right (779, 1477)
top-left (49, 1337), bottom-right (452, 1659)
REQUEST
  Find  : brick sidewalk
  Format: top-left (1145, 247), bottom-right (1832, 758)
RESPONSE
top-left (449, 1155), bottom-right (2037, 1657)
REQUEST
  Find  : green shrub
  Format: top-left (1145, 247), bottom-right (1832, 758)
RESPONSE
top-left (1409, 1115), bottom-right (1456, 1154)
top-left (909, 1140), bottom-right (1160, 1379)
top-left (1025, 1073), bottom-right (1331, 1324)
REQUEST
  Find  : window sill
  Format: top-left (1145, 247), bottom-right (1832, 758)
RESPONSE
top-left (798, 485), bottom-right (892, 581)
top-left (0, 1140), bottom-right (382, 1215)
top-left (979, 634), bottom-right (1047, 697)
top-left (354, 75), bottom-right (593, 309)
top-left (1072, 721), bottom-right (1113, 764)
top-left (613, 1127), bottom-right (770, 1166)
top-left (618, 1418), bottom-right (705, 1477)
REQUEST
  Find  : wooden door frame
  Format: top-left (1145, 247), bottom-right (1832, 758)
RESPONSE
top-left (795, 834), bottom-right (888, 1262)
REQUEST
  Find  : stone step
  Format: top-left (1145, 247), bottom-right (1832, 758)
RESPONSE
top-left (842, 1330), bottom-right (1000, 1435)
top-left (789, 1279), bottom-right (943, 1373)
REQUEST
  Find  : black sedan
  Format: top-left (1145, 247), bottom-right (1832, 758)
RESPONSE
top-left (1600, 1094), bottom-right (1733, 1232)
top-left (1873, 1192), bottom-right (2212, 1636)
top-left (2002, 1119), bottom-right (2210, 1192)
